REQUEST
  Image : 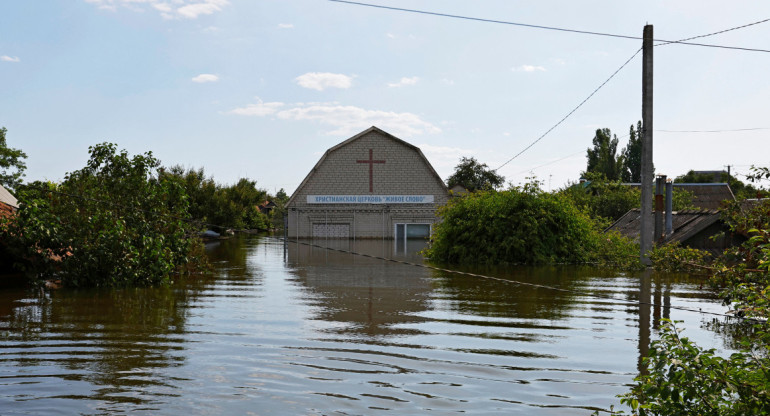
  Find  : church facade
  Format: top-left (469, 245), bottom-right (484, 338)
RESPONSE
top-left (286, 126), bottom-right (448, 239)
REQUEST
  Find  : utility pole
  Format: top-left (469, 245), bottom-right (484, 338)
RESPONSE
top-left (640, 24), bottom-right (654, 265)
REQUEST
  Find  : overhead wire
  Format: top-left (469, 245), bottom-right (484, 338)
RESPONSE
top-left (494, 17), bottom-right (770, 172)
top-left (656, 127), bottom-right (770, 133)
top-left (281, 238), bottom-right (761, 323)
top-left (329, 1), bottom-right (770, 53)
top-left (495, 47), bottom-right (642, 171)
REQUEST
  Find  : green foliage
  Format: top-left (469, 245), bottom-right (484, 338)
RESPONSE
top-left (617, 320), bottom-right (770, 416)
top-left (425, 181), bottom-right (637, 266)
top-left (269, 188), bottom-right (290, 230)
top-left (671, 188), bottom-right (695, 211)
top-left (160, 166), bottom-right (269, 231)
top-left (445, 156), bottom-right (505, 192)
top-left (0, 143), bottom-right (205, 287)
top-left (594, 230), bottom-right (644, 270)
top-left (0, 126), bottom-right (28, 191)
top-left (608, 187), bottom-right (770, 416)
top-left (584, 128), bottom-right (624, 181)
top-left (621, 121), bottom-right (643, 183)
top-left (562, 173), bottom-right (641, 224)
top-left (710, 198), bottom-right (770, 319)
top-left (649, 242), bottom-right (710, 273)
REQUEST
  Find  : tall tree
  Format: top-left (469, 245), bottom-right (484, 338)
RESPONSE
top-left (584, 128), bottom-right (623, 181)
top-left (0, 127), bottom-right (28, 191)
top-left (621, 121), bottom-right (643, 182)
top-left (446, 157), bottom-right (505, 191)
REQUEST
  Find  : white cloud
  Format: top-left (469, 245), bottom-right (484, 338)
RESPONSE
top-left (228, 98), bottom-right (284, 116)
top-left (191, 73), bottom-right (219, 83)
top-left (1, 55), bottom-right (20, 63)
top-left (277, 23), bottom-right (294, 29)
top-left (440, 78), bottom-right (455, 86)
top-left (551, 58), bottom-right (567, 66)
top-left (387, 76), bottom-right (419, 88)
top-left (84, 0), bottom-right (229, 19)
top-left (386, 33), bottom-right (395, 39)
top-left (513, 65), bottom-right (547, 72)
top-left (295, 72), bottom-right (353, 91)
top-left (228, 100), bottom-right (440, 137)
top-left (418, 144), bottom-right (476, 170)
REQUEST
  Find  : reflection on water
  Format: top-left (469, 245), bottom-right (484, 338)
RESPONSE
top-left (1, 235), bottom-right (732, 415)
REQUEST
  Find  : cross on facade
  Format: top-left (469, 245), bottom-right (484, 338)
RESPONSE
top-left (356, 149), bottom-right (386, 193)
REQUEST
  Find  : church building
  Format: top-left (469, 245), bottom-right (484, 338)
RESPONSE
top-left (286, 126), bottom-right (448, 239)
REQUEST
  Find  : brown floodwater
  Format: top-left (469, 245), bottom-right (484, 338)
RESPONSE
top-left (0, 235), bottom-right (734, 415)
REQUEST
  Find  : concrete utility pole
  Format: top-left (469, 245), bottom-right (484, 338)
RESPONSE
top-left (640, 24), bottom-right (654, 265)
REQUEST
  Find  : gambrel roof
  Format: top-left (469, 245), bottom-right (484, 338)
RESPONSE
top-left (287, 126), bottom-right (447, 206)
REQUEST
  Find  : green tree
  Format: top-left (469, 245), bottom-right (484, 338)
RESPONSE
top-left (621, 121), bottom-right (643, 182)
top-left (445, 156), bottom-right (505, 191)
top-left (160, 166), bottom-right (269, 231)
top-left (561, 173), bottom-right (641, 224)
top-left (584, 128), bottom-right (624, 181)
top-left (425, 182), bottom-right (613, 265)
top-left (0, 127), bottom-right (28, 191)
top-left (0, 143), bottom-right (205, 287)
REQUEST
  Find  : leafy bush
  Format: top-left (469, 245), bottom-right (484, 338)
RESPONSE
top-left (425, 181), bottom-right (636, 266)
top-left (0, 143), bottom-right (205, 287)
top-left (606, 188), bottom-right (770, 415)
top-left (649, 243), bottom-right (711, 273)
top-left (616, 320), bottom-right (770, 416)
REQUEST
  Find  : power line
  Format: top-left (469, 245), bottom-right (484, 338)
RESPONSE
top-left (496, 47), bottom-right (642, 171)
top-left (329, 1), bottom-right (770, 53)
top-left (515, 150), bottom-right (584, 175)
top-left (656, 127), bottom-right (770, 133)
top-left (655, 18), bottom-right (770, 47)
top-left (514, 131), bottom-right (635, 176)
top-left (283, 238), bottom-right (757, 323)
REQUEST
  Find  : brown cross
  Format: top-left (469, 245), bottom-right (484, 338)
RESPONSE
top-left (356, 149), bottom-right (386, 193)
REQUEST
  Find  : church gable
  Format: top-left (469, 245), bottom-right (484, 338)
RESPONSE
top-left (289, 127), bottom-right (447, 206)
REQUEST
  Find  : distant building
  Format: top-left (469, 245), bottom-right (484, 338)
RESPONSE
top-left (625, 182), bottom-right (735, 210)
top-left (0, 184), bottom-right (19, 275)
top-left (448, 184), bottom-right (469, 197)
top-left (606, 208), bottom-right (744, 254)
top-left (0, 184), bottom-right (18, 215)
top-left (286, 126), bottom-right (448, 239)
top-left (258, 200), bottom-right (276, 215)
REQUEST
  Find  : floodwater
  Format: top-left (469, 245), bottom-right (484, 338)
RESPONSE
top-left (1, 235), bottom-right (735, 415)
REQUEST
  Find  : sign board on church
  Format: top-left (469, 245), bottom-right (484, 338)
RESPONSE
top-left (307, 195), bottom-right (435, 204)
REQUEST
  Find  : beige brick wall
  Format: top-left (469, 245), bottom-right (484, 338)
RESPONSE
top-left (287, 129), bottom-right (448, 239)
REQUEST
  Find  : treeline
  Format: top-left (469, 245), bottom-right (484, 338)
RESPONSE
top-left (159, 165), bottom-right (287, 232)
top-left (0, 142), bottom-right (285, 287)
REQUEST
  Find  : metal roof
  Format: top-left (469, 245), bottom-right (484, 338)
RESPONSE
top-left (0, 184), bottom-right (18, 209)
top-left (605, 208), bottom-right (722, 244)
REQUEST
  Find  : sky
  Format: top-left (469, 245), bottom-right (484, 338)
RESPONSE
top-left (2, 0), bottom-right (769, 195)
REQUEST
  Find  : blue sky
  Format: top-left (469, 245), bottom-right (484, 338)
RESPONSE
top-left (2, 1), bottom-right (769, 194)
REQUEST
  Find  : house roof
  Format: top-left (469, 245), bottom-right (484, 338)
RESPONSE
top-left (605, 208), bottom-right (722, 244)
top-left (0, 184), bottom-right (18, 209)
top-left (287, 126), bottom-right (447, 206)
top-left (624, 182), bottom-right (735, 210)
